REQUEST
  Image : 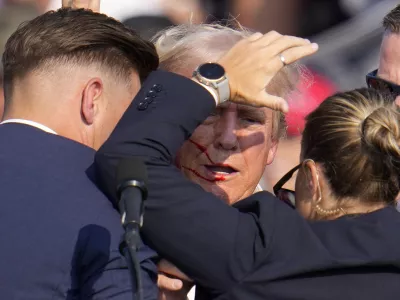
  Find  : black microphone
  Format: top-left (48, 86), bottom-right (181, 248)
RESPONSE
top-left (117, 158), bottom-right (148, 233)
top-left (116, 157), bottom-right (148, 300)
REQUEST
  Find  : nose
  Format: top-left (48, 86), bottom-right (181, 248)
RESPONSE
top-left (214, 112), bottom-right (238, 151)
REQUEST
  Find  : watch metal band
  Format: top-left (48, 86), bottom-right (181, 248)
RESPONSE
top-left (215, 77), bottom-right (230, 104)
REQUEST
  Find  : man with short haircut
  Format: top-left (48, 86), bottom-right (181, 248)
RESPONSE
top-left (366, 4), bottom-right (400, 103)
top-left (0, 8), bottom-right (158, 299)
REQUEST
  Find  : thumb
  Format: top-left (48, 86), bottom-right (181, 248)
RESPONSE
top-left (158, 260), bottom-right (192, 282)
top-left (158, 274), bottom-right (183, 291)
top-left (255, 92), bottom-right (289, 113)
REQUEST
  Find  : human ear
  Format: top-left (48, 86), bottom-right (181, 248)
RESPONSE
top-left (81, 78), bottom-right (103, 125)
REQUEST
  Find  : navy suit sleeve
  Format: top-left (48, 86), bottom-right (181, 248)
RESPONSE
top-left (73, 220), bottom-right (158, 299)
top-left (96, 71), bottom-right (268, 293)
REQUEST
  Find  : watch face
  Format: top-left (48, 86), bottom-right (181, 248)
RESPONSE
top-left (198, 63), bottom-right (225, 80)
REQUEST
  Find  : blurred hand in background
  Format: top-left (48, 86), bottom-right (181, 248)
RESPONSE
top-left (61, 0), bottom-right (99, 11)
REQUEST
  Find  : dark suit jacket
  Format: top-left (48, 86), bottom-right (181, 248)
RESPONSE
top-left (0, 123), bottom-right (157, 299)
top-left (96, 70), bottom-right (400, 300)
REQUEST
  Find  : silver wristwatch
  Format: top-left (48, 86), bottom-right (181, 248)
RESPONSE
top-left (193, 63), bottom-right (230, 105)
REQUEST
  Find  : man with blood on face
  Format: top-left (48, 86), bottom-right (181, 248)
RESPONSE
top-left (154, 24), bottom-right (300, 205)
top-left (176, 103), bottom-right (277, 203)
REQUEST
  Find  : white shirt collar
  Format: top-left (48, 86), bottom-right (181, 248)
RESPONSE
top-left (0, 119), bottom-right (57, 135)
top-left (254, 184), bottom-right (263, 193)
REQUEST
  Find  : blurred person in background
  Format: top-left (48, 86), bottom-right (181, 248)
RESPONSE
top-left (48, 0), bottom-right (299, 34)
top-left (303, 0), bottom-right (397, 91)
top-left (233, 0), bottom-right (301, 35)
top-left (52, 0), bottom-right (202, 40)
top-left (3, 0), bottom-right (50, 12)
top-left (46, 0), bottom-right (337, 41)
top-left (158, 0), bottom-right (301, 36)
top-left (366, 4), bottom-right (400, 104)
top-left (160, 0), bottom-right (301, 34)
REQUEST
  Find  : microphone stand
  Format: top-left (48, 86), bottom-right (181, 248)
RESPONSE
top-left (119, 223), bottom-right (143, 300)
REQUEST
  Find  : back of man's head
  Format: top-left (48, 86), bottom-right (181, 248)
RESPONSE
top-left (1, 8), bottom-right (159, 148)
top-left (383, 4), bottom-right (400, 33)
top-left (3, 8), bottom-right (158, 102)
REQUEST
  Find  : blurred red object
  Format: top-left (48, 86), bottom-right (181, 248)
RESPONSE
top-left (286, 70), bottom-right (337, 137)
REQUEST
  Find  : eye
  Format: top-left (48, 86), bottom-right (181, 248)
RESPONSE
top-left (244, 118), bottom-right (260, 123)
top-left (238, 109), bottom-right (265, 126)
top-left (240, 117), bottom-right (263, 125)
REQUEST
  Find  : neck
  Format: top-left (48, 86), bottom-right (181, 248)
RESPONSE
top-left (5, 71), bottom-right (96, 148)
top-left (4, 105), bottom-right (93, 148)
top-left (4, 108), bottom-right (56, 132)
top-left (339, 201), bottom-right (387, 217)
top-left (315, 197), bottom-right (388, 220)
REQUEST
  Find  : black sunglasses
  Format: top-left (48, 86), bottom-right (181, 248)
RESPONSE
top-left (366, 69), bottom-right (400, 98)
top-left (273, 164), bottom-right (300, 209)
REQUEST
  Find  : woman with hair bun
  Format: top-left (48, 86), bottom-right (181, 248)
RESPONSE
top-left (275, 88), bottom-right (400, 219)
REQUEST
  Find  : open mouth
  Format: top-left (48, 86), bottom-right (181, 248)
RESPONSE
top-left (204, 164), bottom-right (238, 175)
top-left (182, 164), bottom-right (239, 182)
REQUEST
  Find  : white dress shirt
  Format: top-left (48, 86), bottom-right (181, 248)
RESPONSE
top-left (0, 119), bottom-right (57, 135)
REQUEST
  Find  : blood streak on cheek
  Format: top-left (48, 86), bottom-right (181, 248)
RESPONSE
top-left (185, 139), bottom-right (227, 181)
top-left (188, 139), bottom-right (215, 164)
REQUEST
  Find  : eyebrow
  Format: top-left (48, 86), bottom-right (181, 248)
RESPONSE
top-left (215, 102), bottom-right (267, 120)
top-left (236, 104), bottom-right (266, 119)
